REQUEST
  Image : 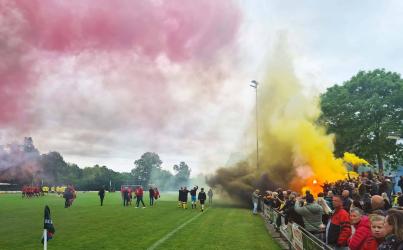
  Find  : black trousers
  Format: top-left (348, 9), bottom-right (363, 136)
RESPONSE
top-left (123, 197), bottom-right (129, 206)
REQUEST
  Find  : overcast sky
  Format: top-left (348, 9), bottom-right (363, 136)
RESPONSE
top-left (1, 0), bottom-right (402, 175)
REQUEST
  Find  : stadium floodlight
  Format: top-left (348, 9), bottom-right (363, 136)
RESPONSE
top-left (250, 80), bottom-right (259, 170)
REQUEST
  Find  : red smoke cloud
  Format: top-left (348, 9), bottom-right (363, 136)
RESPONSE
top-left (0, 0), bottom-right (241, 125)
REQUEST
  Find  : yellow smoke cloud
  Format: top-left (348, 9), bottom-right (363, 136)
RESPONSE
top-left (208, 34), bottom-right (348, 200)
top-left (343, 152), bottom-right (369, 166)
top-left (255, 33), bottom-right (347, 193)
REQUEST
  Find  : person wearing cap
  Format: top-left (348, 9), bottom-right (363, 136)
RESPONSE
top-left (252, 189), bottom-right (260, 215)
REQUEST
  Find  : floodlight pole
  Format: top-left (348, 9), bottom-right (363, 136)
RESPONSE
top-left (250, 80), bottom-right (259, 170)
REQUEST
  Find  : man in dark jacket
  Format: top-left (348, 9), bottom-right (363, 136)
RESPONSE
top-left (198, 188), bottom-right (207, 212)
top-left (326, 195), bottom-right (351, 249)
top-left (98, 186), bottom-right (105, 206)
top-left (181, 187), bottom-right (189, 209)
top-left (341, 190), bottom-right (352, 211)
top-left (178, 187), bottom-right (183, 208)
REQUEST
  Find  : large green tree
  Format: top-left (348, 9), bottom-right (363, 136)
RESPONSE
top-left (320, 69), bottom-right (403, 171)
top-left (132, 152), bottom-right (162, 187)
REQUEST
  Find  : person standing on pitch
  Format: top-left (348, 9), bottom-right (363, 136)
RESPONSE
top-left (135, 186), bottom-right (146, 208)
top-left (149, 186), bottom-right (155, 206)
top-left (252, 189), bottom-right (260, 214)
top-left (190, 186), bottom-right (198, 209)
top-left (178, 187), bottom-right (183, 208)
top-left (208, 188), bottom-right (213, 205)
top-left (198, 188), bottom-right (207, 212)
top-left (182, 187), bottom-right (190, 209)
top-left (98, 186), bottom-right (105, 206)
top-left (123, 187), bottom-right (129, 207)
top-left (154, 187), bottom-right (160, 205)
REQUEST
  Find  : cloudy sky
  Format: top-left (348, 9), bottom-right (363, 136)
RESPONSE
top-left (1, 0), bottom-right (402, 175)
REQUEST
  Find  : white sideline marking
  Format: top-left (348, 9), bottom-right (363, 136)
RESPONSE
top-left (147, 209), bottom-right (208, 250)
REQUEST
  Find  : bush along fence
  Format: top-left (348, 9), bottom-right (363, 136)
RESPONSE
top-left (259, 200), bottom-right (333, 250)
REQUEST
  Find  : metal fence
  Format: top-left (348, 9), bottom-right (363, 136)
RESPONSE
top-left (259, 200), bottom-right (333, 250)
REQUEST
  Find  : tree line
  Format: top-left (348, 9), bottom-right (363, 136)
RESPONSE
top-left (319, 69), bottom-right (403, 171)
top-left (0, 138), bottom-right (190, 191)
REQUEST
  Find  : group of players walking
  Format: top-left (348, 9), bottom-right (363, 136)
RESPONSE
top-left (116, 186), bottom-right (160, 208)
top-left (27, 184), bottom-right (213, 210)
top-left (178, 186), bottom-right (213, 212)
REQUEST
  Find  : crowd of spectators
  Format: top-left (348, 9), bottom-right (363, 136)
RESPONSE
top-left (258, 172), bottom-right (403, 250)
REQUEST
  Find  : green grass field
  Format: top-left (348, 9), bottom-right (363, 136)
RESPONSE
top-left (0, 192), bottom-right (280, 250)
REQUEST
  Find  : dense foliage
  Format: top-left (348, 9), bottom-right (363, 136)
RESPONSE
top-left (0, 138), bottom-right (190, 190)
top-left (320, 69), bottom-right (403, 170)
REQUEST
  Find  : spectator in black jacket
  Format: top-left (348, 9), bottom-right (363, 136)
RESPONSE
top-left (98, 186), bottom-right (105, 206)
top-left (283, 193), bottom-right (304, 227)
top-left (342, 190), bottom-right (352, 211)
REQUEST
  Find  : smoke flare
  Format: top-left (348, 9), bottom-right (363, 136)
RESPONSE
top-left (208, 34), bottom-right (347, 202)
top-left (343, 152), bottom-right (369, 166)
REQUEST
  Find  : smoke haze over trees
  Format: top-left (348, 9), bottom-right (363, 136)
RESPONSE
top-left (0, 138), bottom-right (190, 190)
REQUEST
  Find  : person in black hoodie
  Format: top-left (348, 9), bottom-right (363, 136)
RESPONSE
top-left (198, 188), bottom-right (207, 212)
top-left (122, 188), bottom-right (129, 207)
top-left (98, 186), bottom-right (105, 206)
top-left (181, 187), bottom-right (190, 209)
top-left (178, 187), bottom-right (183, 208)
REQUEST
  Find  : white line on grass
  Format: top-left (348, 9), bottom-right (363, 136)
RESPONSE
top-left (147, 209), bottom-right (208, 250)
